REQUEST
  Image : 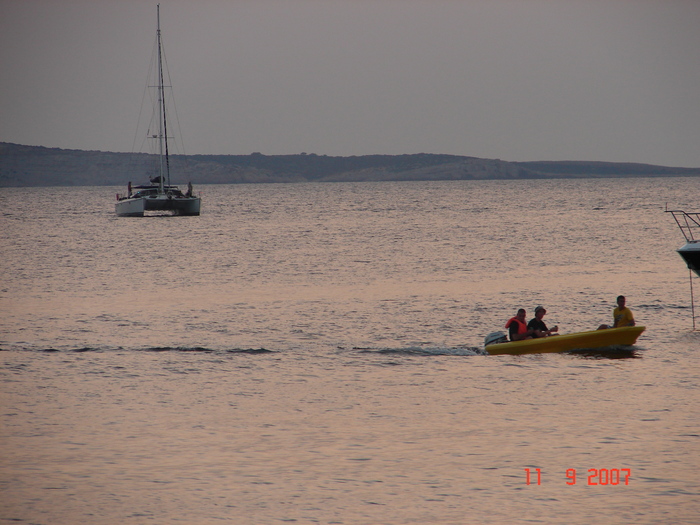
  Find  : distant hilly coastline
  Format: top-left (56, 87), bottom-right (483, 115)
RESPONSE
top-left (1, 142), bottom-right (699, 187)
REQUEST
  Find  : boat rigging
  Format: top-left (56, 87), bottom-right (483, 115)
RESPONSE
top-left (115, 4), bottom-right (201, 217)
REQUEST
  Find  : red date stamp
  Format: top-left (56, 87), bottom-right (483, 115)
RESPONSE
top-left (524, 468), bottom-right (631, 485)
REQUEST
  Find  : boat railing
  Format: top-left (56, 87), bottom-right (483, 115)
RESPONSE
top-left (666, 208), bottom-right (700, 243)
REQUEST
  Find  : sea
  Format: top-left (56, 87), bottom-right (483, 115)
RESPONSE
top-left (1, 178), bottom-right (699, 524)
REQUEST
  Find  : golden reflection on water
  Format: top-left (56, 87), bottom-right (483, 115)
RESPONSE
top-left (2, 346), bottom-right (698, 524)
top-left (1, 179), bottom-right (700, 523)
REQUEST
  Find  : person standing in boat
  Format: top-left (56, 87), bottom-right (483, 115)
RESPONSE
top-left (598, 295), bottom-right (635, 329)
top-left (527, 306), bottom-right (559, 338)
top-left (506, 309), bottom-right (535, 341)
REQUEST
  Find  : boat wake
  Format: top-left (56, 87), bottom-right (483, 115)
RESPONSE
top-left (353, 346), bottom-right (487, 357)
top-left (136, 346), bottom-right (274, 354)
top-left (1, 346), bottom-right (274, 355)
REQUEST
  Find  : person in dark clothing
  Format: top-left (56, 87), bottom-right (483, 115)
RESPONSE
top-left (527, 306), bottom-right (558, 338)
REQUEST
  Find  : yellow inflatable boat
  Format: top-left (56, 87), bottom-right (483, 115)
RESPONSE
top-left (485, 326), bottom-right (645, 356)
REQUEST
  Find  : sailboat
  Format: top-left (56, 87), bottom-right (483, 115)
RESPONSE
top-left (116, 5), bottom-right (200, 217)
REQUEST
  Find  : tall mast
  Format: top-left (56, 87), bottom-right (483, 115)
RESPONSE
top-left (156, 4), bottom-right (171, 191)
top-left (156, 4), bottom-right (164, 192)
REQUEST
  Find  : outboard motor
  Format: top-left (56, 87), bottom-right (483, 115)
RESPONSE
top-left (484, 331), bottom-right (508, 346)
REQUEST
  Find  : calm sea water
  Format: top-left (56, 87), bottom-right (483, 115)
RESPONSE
top-left (1, 178), bottom-right (699, 524)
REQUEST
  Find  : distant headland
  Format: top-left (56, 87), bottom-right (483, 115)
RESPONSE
top-left (1, 142), bottom-right (699, 187)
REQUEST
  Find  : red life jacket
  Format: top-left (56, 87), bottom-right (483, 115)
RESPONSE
top-left (505, 317), bottom-right (527, 334)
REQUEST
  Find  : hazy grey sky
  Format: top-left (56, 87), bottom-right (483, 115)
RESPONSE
top-left (2, 0), bottom-right (699, 166)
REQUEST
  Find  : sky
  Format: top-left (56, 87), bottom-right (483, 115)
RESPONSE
top-left (1, 0), bottom-right (699, 167)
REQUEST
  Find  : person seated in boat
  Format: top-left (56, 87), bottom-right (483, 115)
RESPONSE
top-left (598, 295), bottom-right (635, 329)
top-left (505, 309), bottom-right (535, 341)
top-left (527, 306), bottom-right (559, 338)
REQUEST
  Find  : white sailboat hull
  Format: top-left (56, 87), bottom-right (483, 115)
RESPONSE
top-left (115, 197), bottom-right (146, 217)
top-left (115, 194), bottom-right (200, 217)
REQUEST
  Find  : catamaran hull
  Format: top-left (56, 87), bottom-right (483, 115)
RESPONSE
top-left (115, 197), bottom-right (146, 217)
top-left (486, 326), bottom-right (645, 356)
top-left (115, 195), bottom-right (201, 217)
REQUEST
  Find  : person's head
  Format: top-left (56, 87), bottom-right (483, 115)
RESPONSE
top-left (517, 308), bottom-right (526, 321)
top-left (534, 305), bottom-right (546, 319)
top-left (617, 295), bottom-right (626, 308)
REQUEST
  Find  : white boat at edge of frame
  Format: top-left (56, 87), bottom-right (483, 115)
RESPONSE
top-left (666, 208), bottom-right (700, 276)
